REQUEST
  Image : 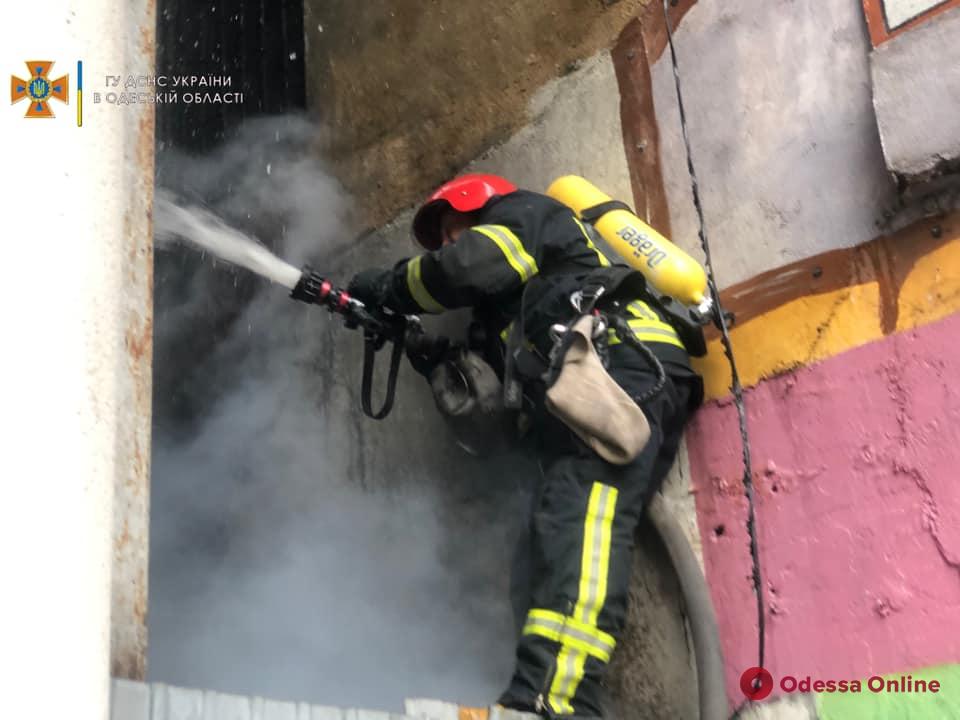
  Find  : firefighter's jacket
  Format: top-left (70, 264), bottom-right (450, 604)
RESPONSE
top-left (380, 190), bottom-right (701, 398)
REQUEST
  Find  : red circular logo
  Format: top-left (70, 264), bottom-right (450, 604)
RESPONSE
top-left (740, 667), bottom-right (774, 700)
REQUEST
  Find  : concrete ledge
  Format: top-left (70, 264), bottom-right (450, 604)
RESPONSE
top-left (738, 694), bottom-right (818, 719)
top-left (110, 682), bottom-right (539, 720)
top-left (871, 6), bottom-right (960, 179)
top-left (112, 680), bottom-right (411, 720)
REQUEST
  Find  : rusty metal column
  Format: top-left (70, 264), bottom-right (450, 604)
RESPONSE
top-left (0, 0), bottom-right (155, 718)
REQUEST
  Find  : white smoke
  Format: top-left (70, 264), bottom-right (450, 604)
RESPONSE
top-left (149, 116), bottom-right (528, 710)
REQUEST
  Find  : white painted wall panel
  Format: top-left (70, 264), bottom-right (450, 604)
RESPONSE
top-left (883, 0), bottom-right (946, 28)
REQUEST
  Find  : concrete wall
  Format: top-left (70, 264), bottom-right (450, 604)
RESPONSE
top-left (148, 1), bottom-right (960, 718)
top-left (636, 0), bottom-right (960, 715)
top-left (302, 0), bottom-right (655, 227)
top-left (869, 6), bottom-right (960, 180)
top-left (651, 0), bottom-right (898, 287)
top-left (2, 0), bottom-right (155, 716)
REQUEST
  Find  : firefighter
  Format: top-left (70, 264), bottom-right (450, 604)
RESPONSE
top-left (347, 174), bottom-right (704, 718)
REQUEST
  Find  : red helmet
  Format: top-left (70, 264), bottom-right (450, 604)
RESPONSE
top-left (412, 173), bottom-right (517, 250)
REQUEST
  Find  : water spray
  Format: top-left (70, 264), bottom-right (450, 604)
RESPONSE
top-left (156, 190), bottom-right (442, 419)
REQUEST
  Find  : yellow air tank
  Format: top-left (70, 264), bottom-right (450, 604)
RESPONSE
top-left (547, 175), bottom-right (710, 309)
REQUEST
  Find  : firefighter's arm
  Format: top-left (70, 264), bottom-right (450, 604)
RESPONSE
top-left (376, 224), bottom-right (540, 315)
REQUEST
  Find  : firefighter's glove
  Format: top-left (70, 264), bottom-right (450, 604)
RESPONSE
top-left (406, 333), bottom-right (451, 378)
top-left (347, 268), bottom-right (390, 308)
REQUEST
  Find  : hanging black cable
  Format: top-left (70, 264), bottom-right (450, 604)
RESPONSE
top-left (659, 2), bottom-right (766, 715)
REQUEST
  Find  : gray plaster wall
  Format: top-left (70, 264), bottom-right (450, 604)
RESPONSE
top-left (651, 0), bottom-right (899, 287)
top-left (467, 51), bottom-right (634, 203)
top-left (871, 6), bottom-right (960, 179)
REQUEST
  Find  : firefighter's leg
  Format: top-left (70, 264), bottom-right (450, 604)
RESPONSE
top-left (498, 363), bottom-right (693, 717)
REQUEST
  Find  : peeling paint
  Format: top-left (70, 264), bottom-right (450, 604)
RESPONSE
top-left (612, 19), bottom-right (671, 234)
top-left (111, 0), bottom-right (156, 681)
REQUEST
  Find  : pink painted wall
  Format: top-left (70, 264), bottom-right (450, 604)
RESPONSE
top-left (688, 311), bottom-right (960, 703)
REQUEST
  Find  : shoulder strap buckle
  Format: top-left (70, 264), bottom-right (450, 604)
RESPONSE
top-left (570, 283), bottom-right (605, 313)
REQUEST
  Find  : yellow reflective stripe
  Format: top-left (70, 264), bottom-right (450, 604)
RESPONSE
top-left (612, 304), bottom-right (685, 349)
top-left (607, 330), bottom-right (685, 349)
top-left (405, 256), bottom-right (445, 313)
top-left (631, 331), bottom-right (685, 348)
top-left (527, 609), bottom-right (616, 648)
top-left (548, 647), bottom-right (587, 715)
top-left (523, 608), bottom-right (616, 662)
top-left (534, 483), bottom-right (618, 713)
top-left (626, 300), bottom-right (658, 320)
top-left (626, 319), bottom-right (684, 348)
top-left (575, 483), bottom-right (618, 627)
top-left (473, 225), bottom-right (538, 282)
top-left (575, 485), bottom-right (601, 625)
top-left (628, 317), bottom-right (677, 335)
top-left (523, 621), bottom-right (611, 663)
top-left (573, 217), bottom-right (611, 267)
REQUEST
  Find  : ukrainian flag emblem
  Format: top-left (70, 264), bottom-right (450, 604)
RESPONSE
top-left (11, 61), bottom-right (69, 118)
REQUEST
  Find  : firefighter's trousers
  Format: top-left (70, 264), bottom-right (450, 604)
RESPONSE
top-left (498, 346), bottom-right (698, 718)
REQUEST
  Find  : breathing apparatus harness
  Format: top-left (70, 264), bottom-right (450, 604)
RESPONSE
top-left (560, 282), bottom-right (667, 404)
top-left (504, 260), bottom-right (704, 408)
top-left (660, 1), bottom-right (765, 713)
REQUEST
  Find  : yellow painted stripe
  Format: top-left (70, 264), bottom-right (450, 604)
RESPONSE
top-left (692, 220), bottom-right (960, 402)
top-left (405, 256), bottom-right (445, 313)
top-left (692, 283), bottom-right (883, 401)
top-left (897, 238), bottom-right (960, 332)
top-left (473, 225), bottom-right (538, 282)
top-left (573, 217), bottom-right (611, 267)
top-left (457, 707), bottom-right (488, 720)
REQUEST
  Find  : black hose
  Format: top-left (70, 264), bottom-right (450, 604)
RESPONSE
top-left (646, 494), bottom-right (728, 720)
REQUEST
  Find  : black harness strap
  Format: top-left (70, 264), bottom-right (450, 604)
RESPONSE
top-left (361, 328), bottom-right (405, 420)
top-left (580, 200), bottom-right (634, 224)
top-left (611, 315), bottom-right (667, 404)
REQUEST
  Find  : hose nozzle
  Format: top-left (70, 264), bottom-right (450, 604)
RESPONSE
top-left (290, 268), bottom-right (332, 306)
